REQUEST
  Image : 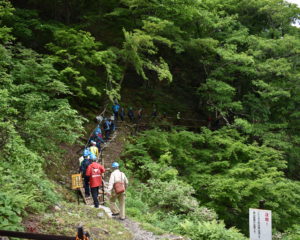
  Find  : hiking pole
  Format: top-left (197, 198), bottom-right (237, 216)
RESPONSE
top-left (77, 189), bottom-right (80, 205)
top-left (102, 176), bottom-right (105, 205)
top-left (100, 149), bottom-right (105, 205)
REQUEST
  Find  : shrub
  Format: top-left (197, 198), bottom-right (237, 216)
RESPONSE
top-left (179, 220), bottom-right (247, 240)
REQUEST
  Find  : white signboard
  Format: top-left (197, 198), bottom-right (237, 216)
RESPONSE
top-left (249, 208), bottom-right (272, 240)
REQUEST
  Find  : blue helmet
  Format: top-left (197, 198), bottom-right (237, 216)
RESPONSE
top-left (112, 162), bottom-right (119, 168)
top-left (83, 149), bottom-right (90, 157)
top-left (94, 127), bottom-right (101, 134)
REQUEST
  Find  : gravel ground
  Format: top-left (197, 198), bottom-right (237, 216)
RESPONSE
top-left (121, 218), bottom-right (158, 240)
top-left (120, 218), bottom-right (188, 240)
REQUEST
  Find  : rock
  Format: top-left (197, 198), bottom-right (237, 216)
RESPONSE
top-left (54, 205), bottom-right (61, 211)
top-left (90, 227), bottom-right (109, 235)
top-left (59, 180), bottom-right (66, 185)
top-left (98, 205), bottom-right (113, 218)
top-left (160, 235), bottom-right (190, 240)
top-left (56, 218), bottom-right (64, 224)
top-left (0, 237), bottom-right (9, 240)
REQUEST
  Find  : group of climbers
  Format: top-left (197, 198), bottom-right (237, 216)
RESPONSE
top-left (77, 101), bottom-right (226, 222)
top-left (112, 102), bottom-right (225, 130)
top-left (82, 152), bottom-right (105, 208)
top-left (79, 149), bottom-right (128, 220)
top-left (111, 101), bottom-right (145, 123)
top-left (80, 149), bottom-right (128, 220)
top-left (79, 105), bottom-right (128, 220)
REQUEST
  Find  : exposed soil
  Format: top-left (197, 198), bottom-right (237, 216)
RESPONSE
top-left (101, 122), bottom-right (131, 168)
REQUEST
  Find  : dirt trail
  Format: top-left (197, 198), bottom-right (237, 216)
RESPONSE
top-left (121, 218), bottom-right (186, 240)
top-left (102, 124), bottom-right (187, 240)
top-left (101, 122), bottom-right (130, 170)
top-left (45, 119), bottom-right (187, 240)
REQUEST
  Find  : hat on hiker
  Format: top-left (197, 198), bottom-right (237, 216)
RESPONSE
top-left (112, 162), bottom-right (119, 168)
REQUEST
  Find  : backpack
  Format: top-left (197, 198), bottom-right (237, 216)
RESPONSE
top-left (103, 120), bottom-right (110, 130)
top-left (113, 172), bottom-right (125, 194)
top-left (80, 159), bottom-right (91, 177)
top-left (128, 110), bottom-right (134, 117)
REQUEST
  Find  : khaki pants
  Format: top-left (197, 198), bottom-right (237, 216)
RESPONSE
top-left (110, 192), bottom-right (125, 219)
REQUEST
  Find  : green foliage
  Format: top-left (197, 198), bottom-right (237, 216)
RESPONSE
top-left (178, 220), bottom-right (246, 240)
top-left (123, 128), bottom-right (300, 234)
top-left (199, 79), bottom-right (242, 116)
top-left (281, 225), bottom-right (300, 240)
top-left (46, 28), bottom-right (104, 99)
top-left (0, 193), bottom-right (23, 231)
top-left (0, 0), bottom-right (14, 43)
top-left (122, 27), bottom-right (172, 82)
top-left (2, 0), bottom-right (300, 236)
top-left (143, 179), bottom-right (198, 213)
top-left (93, 49), bottom-right (123, 101)
top-left (125, 180), bottom-right (230, 239)
top-left (0, 4), bottom-right (84, 228)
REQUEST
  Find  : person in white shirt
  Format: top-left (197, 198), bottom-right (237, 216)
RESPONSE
top-left (107, 162), bottom-right (128, 220)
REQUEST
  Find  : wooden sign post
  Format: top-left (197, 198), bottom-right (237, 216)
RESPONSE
top-left (71, 174), bottom-right (83, 204)
top-left (72, 174), bottom-right (83, 189)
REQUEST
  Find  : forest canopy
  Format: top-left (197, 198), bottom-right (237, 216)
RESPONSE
top-left (1, 0), bottom-right (300, 239)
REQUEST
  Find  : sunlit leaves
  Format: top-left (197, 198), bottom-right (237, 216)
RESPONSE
top-left (122, 28), bottom-right (172, 82)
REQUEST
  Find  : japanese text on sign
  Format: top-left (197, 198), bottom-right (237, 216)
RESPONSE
top-left (249, 208), bottom-right (272, 240)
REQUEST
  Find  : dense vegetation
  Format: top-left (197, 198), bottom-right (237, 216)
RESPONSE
top-left (1, 0), bottom-right (300, 239)
top-left (122, 128), bottom-right (300, 238)
top-left (0, 1), bottom-right (84, 230)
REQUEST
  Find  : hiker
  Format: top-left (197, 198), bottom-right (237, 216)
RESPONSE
top-left (127, 107), bottom-right (134, 122)
top-left (79, 148), bottom-right (89, 165)
top-left (94, 125), bottom-right (102, 136)
top-left (79, 148), bottom-right (90, 165)
top-left (89, 125), bottom-right (102, 145)
top-left (90, 141), bottom-right (99, 158)
top-left (207, 115), bottom-right (212, 129)
top-left (94, 130), bottom-right (105, 151)
top-left (112, 102), bottom-right (120, 121)
top-left (86, 154), bottom-right (106, 208)
top-left (212, 115), bottom-right (222, 130)
top-left (176, 111), bottom-right (181, 125)
top-left (107, 162), bottom-right (128, 220)
top-left (137, 108), bottom-right (143, 121)
top-left (109, 117), bottom-right (116, 132)
top-left (95, 115), bottom-right (103, 124)
top-left (151, 105), bottom-right (158, 119)
top-left (103, 118), bottom-right (111, 140)
top-left (120, 107), bottom-right (125, 121)
top-left (80, 150), bottom-right (92, 197)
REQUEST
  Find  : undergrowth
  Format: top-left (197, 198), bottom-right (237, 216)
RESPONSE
top-left (121, 128), bottom-right (300, 240)
top-left (25, 202), bottom-right (132, 240)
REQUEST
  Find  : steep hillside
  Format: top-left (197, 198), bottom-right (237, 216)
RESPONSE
top-left (1, 0), bottom-right (300, 239)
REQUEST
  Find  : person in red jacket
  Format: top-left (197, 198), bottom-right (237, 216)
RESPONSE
top-left (86, 154), bottom-right (106, 208)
